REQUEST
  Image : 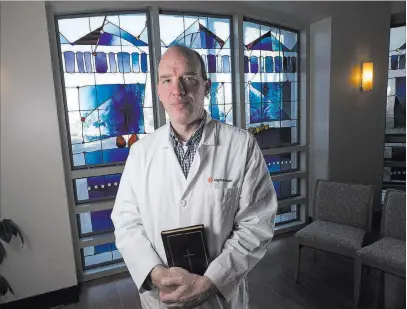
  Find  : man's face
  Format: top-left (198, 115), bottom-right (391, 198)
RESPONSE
top-left (157, 47), bottom-right (209, 125)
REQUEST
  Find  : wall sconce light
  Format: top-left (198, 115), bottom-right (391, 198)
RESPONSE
top-left (361, 62), bottom-right (374, 91)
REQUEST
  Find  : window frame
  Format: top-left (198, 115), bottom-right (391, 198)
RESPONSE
top-left (54, 9), bottom-right (159, 171)
top-left (243, 17), bottom-right (301, 148)
top-left (159, 10), bottom-right (236, 125)
top-left (47, 5), bottom-right (308, 283)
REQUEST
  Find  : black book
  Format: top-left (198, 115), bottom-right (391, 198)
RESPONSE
top-left (161, 224), bottom-right (210, 276)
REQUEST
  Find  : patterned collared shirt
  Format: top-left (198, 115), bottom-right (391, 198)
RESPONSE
top-left (170, 117), bottom-right (205, 179)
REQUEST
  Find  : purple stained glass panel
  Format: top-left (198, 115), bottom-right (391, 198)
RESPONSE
top-left (78, 209), bottom-right (114, 237)
top-left (264, 152), bottom-right (298, 174)
top-left (74, 173), bottom-right (122, 203)
top-left (95, 52), bottom-right (108, 73)
top-left (58, 13), bottom-right (156, 168)
top-left (64, 51), bottom-right (75, 73)
top-left (250, 56), bottom-right (259, 73)
top-left (76, 52), bottom-right (85, 73)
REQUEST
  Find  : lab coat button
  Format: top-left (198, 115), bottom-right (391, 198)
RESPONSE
top-left (180, 200), bottom-right (187, 207)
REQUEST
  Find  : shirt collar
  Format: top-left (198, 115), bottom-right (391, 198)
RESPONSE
top-left (169, 114), bottom-right (206, 146)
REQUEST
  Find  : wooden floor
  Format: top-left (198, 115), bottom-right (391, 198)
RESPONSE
top-left (63, 233), bottom-right (405, 309)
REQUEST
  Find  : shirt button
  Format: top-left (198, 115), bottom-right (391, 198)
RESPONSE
top-left (180, 200), bottom-right (187, 207)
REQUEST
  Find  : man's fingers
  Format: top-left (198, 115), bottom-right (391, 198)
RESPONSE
top-left (161, 276), bottom-right (183, 286)
top-left (160, 288), bottom-right (183, 303)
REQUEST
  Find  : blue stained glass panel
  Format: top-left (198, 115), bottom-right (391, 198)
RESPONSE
top-left (82, 241), bottom-right (122, 269)
top-left (58, 13), bottom-right (156, 168)
top-left (265, 56), bottom-right (273, 73)
top-left (78, 209), bottom-right (114, 236)
top-left (273, 178), bottom-right (299, 200)
top-left (399, 55), bottom-right (406, 69)
top-left (141, 53), bottom-right (148, 72)
top-left (76, 52), bottom-right (85, 73)
top-left (117, 52), bottom-right (131, 73)
top-left (290, 57), bottom-right (297, 73)
top-left (159, 13), bottom-right (233, 125)
top-left (274, 56), bottom-right (282, 73)
top-left (391, 55), bottom-right (399, 70)
top-left (264, 152), bottom-right (297, 174)
top-left (132, 53), bottom-right (140, 72)
top-left (109, 53), bottom-right (117, 73)
top-left (222, 55), bottom-right (230, 73)
top-left (275, 205), bottom-right (299, 226)
top-left (84, 52), bottom-right (92, 73)
top-left (244, 20), bottom-right (298, 145)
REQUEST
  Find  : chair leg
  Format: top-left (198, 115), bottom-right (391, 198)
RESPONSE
top-left (354, 258), bottom-right (363, 307)
top-left (378, 270), bottom-right (385, 309)
top-left (294, 242), bottom-right (302, 283)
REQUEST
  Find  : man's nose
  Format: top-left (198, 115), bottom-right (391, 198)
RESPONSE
top-left (172, 79), bottom-right (186, 96)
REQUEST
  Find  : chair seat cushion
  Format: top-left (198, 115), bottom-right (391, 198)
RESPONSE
top-left (294, 220), bottom-right (365, 255)
top-left (356, 237), bottom-right (406, 272)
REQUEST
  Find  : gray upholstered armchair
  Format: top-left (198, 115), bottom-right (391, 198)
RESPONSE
top-left (354, 189), bottom-right (406, 307)
top-left (293, 179), bottom-right (374, 282)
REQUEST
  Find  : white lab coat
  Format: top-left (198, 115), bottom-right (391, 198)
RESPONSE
top-left (111, 112), bottom-right (277, 309)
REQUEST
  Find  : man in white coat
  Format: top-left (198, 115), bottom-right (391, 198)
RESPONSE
top-left (111, 45), bottom-right (278, 309)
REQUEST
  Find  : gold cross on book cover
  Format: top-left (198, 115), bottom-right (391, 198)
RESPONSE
top-left (161, 224), bottom-right (210, 276)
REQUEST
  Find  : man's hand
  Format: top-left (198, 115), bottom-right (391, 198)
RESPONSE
top-left (158, 267), bottom-right (217, 308)
top-left (150, 265), bottom-right (188, 293)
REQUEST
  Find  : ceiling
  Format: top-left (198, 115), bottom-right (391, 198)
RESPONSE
top-left (238, 1), bottom-right (405, 26)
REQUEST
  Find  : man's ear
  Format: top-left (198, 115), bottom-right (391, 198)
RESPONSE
top-left (205, 78), bottom-right (212, 98)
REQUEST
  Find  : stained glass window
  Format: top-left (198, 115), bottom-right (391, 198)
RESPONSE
top-left (159, 13), bottom-right (233, 125)
top-left (74, 173), bottom-right (121, 203)
top-left (78, 209), bottom-right (114, 237)
top-left (383, 25), bottom-right (406, 198)
top-left (81, 242), bottom-right (122, 269)
top-left (275, 205), bottom-right (299, 226)
top-left (264, 152), bottom-right (298, 174)
top-left (58, 13), bottom-right (156, 168)
top-left (386, 26), bottom-right (406, 134)
top-left (273, 178), bottom-right (299, 200)
top-left (243, 20), bottom-right (298, 148)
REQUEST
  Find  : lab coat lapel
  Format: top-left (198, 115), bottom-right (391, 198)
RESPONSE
top-left (182, 113), bottom-right (217, 195)
top-left (160, 124), bottom-right (188, 200)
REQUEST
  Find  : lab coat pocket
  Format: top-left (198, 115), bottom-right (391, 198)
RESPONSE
top-left (210, 187), bottom-right (239, 215)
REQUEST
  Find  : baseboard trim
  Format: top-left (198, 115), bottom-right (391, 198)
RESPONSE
top-left (2, 285), bottom-right (79, 309)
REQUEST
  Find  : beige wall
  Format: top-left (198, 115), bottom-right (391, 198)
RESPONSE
top-left (0, 1), bottom-right (77, 303)
top-left (328, 2), bottom-right (391, 209)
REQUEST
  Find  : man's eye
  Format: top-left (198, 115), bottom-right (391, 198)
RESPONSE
top-left (162, 79), bottom-right (170, 84)
top-left (184, 77), bottom-right (196, 83)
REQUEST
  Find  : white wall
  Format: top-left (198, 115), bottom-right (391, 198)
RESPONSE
top-left (308, 17), bottom-right (332, 217)
top-left (0, 1), bottom-right (77, 303)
